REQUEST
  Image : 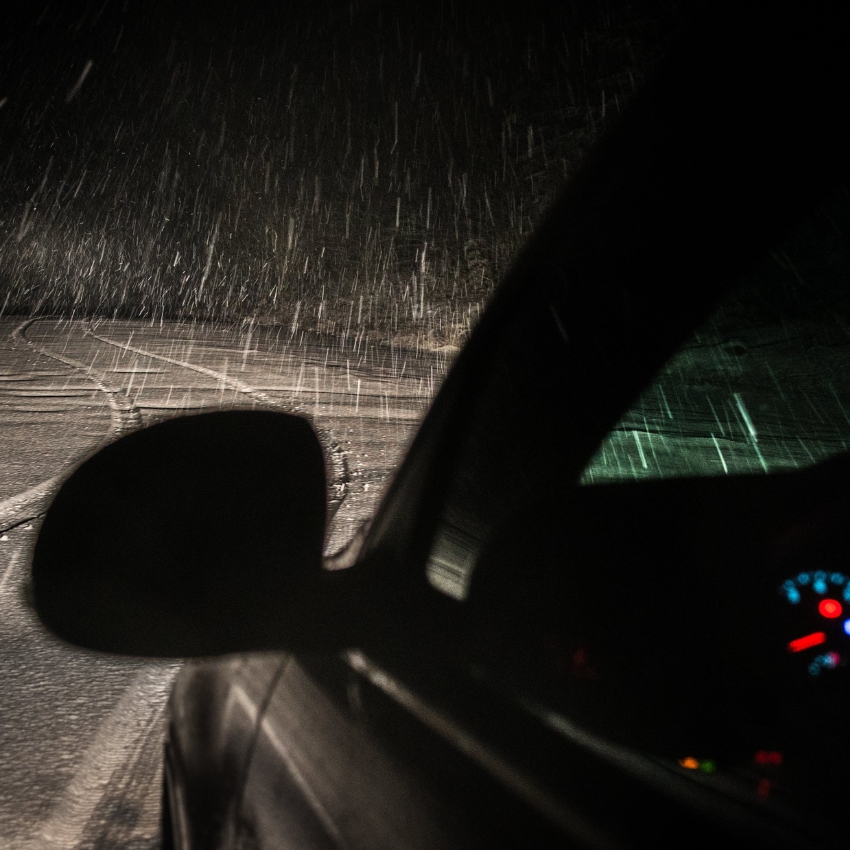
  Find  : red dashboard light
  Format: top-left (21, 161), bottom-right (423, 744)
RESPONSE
top-left (788, 632), bottom-right (827, 653)
top-left (819, 599), bottom-right (842, 619)
top-left (754, 750), bottom-right (783, 766)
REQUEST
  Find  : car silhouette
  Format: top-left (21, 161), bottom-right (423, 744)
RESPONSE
top-left (31, 2), bottom-right (850, 847)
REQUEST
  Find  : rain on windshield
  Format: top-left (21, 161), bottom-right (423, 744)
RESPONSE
top-left (581, 191), bottom-right (850, 485)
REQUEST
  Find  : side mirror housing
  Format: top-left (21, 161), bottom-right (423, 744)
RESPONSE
top-left (32, 411), bottom-right (329, 657)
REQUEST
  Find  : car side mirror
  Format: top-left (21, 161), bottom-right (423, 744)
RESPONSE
top-left (32, 410), bottom-right (337, 657)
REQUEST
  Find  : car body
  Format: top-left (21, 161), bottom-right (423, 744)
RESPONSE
top-left (31, 2), bottom-right (850, 848)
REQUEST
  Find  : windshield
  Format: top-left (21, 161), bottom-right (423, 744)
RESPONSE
top-left (582, 190), bottom-right (850, 484)
top-left (421, 185), bottom-right (850, 602)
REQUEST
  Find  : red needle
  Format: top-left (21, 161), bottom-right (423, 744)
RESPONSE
top-left (788, 632), bottom-right (827, 653)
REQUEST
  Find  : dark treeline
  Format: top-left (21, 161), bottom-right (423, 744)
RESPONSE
top-left (0, 0), bottom-right (686, 345)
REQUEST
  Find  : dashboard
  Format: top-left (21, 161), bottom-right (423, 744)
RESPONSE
top-left (462, 453), bottom-right (850, 837)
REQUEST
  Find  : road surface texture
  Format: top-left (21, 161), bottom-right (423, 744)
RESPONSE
top-left (0, 316), bottom-right (453, 850)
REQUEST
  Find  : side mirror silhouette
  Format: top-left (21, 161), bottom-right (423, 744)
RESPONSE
top-left (32, 411), bottom-right (337, 657)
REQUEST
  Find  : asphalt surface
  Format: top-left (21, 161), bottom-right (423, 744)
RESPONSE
top-left (0, 316), bottom-right (451, 850)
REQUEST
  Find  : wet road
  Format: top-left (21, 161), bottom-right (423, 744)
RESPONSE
top-left (0, 316), bottom-right (452, 850)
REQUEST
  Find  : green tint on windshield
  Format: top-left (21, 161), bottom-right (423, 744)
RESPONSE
top-left (581, 192), bottom-right (850, 484)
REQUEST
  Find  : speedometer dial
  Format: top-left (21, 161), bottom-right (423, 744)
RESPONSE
top-left (780, 571), bottom-right (850, 676)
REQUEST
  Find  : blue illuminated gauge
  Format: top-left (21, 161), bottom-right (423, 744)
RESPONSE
top-left (779, 571), bottom-right (850, 676)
